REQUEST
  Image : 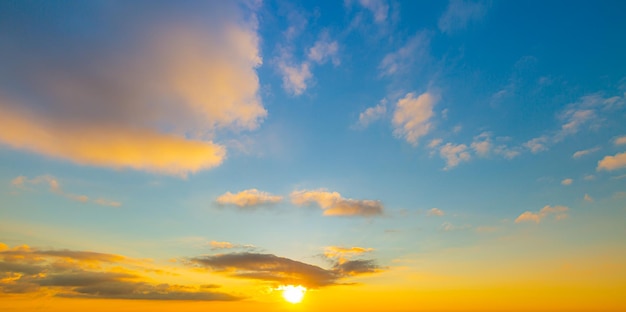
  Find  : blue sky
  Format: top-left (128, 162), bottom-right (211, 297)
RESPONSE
top-left (1, 1), bottom-right (625, 310)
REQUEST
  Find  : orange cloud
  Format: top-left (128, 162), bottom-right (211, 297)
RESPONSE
top-left (392, 92), bottom-right (437, 146)
top-left (0, 2), bottom-right (265, 176)
top-left (216, 189), bottom-right (283, 208)
top-left (290, 189), bottom-right (384, 217)
top-left (324, 246), bottom-right (374, 264)
top-left (597, 152), bottom-right (626, 171)
top-left (515, 205), bottom-right (569, 223)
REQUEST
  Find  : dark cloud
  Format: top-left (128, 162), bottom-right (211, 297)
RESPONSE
top-left (188, 252), bottom-right (383, 288)
top-left (0, 244), bottom-right (237, 301)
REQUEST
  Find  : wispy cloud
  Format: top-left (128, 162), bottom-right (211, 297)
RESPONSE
top-left (354, 100), bottom-right (387, 129)
top-left (427, 208), bottom-right (445, 216)
top-left (308, 32), bottom-right (340, 66)
top-left (379, 32), bottom-right (430, 77)
top-left (324, 246), bottom-right (374, 264)
top-left (584, 194), bottom-right (593, 202)
top-left (349, 0), bottom-right (390, 24)
top-left (573, 147), bottom-right (600, 159)
top-left (290, 189), bottom-right (384, 217)
top-left (439, 143), bottom-right (471, 170)
top-left (216, 189), bottom-right (283, 208)
top-left (561, 178), bottom-right (573, 186)
top-left (614, 135), bottom-right (626, 145)
top-left (515, 205), bottom-right (569, 223)
top-left (438, 0), bottom-right (488, 34)
top-left (277, 60), bottom-right (313, 96)
top-left (11, 175), bottom-right (120, 207)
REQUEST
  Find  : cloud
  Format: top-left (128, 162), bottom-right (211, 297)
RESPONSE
top-left (439, 143), bottom-right (471, 170)
top-left (10, 175), bottom-right (121, 207)
top-left (324, 246), bottom-right (374, 264)
top-left (188, 252), bottom-right (382, 288)
top-left (392, 92), bottom-right (437, 146)
top-left (438, 0), bottom-right (488, 34)
top-left (597, 152), bottom-right (626, 171)
top-left (379, 32), bottom-right (430, 77)
top-left (440, 222), bottom-right (471, 231)
top-left (290, 189), bottom-right (384, 217)
top-left (277, 60), bottom-right (312, 96)
top-left (561, 178), bottom-right (573, 186)
top-left (0, 2), bottom-right (265, 176)
top-left (308, 33), bottom-right (340, 66)
top-left (573, 147), bottom-right (600, 159)
top-left (216, 189), bottom-right (283, 208)
top-left (515, 205), bottom-right (569, 223)
top-left (615, 135), bottom-right (626, 145)
top-left (471, 132), bottom-right (492, 157)
top-left (584, 194), bottom-right (593, 202)
top-left (524, 136), bottom-right (549, 153)
top-left (354, 100), bottom-right (387, 129)
top-left (208, 241), bottom-right (255, 251)
top-left (351, 0), bottom-right (389, 24)
top-left (0, 242), bottom-right (238, 300)
top-left (427, 208), bottom-right (445, 216)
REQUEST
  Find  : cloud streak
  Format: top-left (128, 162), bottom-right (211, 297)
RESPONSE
top-left (216, 189), bottom-right (283, 208)
top-left (515, 205), bottom-right (569, 223)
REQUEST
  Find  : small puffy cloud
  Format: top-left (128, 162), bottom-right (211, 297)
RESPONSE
top-left (188, 251), bottom-right (382, 288)
top-left (524, 136), bottom-right (549, 153)
top-left (561, 178), bottom-right (573, 186)
top-left (379, 32), bottom-right (430, 77)
top-left (584, 194), bottom-right (593, 202)
top-left (290, 189), bottom-right (384, 217)
top-left (10, 175), bottom-right (120, 207)
top-left (438, 0), bottom-right (488, 34)
top-left (0, 2), bottom-right (266, 176)
top-left (471, 132), bottom-right (492, 157)
top-left (209, 241), bottom-right (234, 250)
top-left (573, 147), bottom-right (600, 159)
top-left (439, 143), bottom-right (471, 170)
top-left (428, 138), bottom-right (443, 149)
top-left (615, 135), bottom-right (626, 145)
top-left (515, 205), bottom-right (569, 224)
top-left (597, 152), bottom-right (626, 171)
top-left (392, 92), bottom-right (437, 146)
top-left (308, 33), bottom-right (339, 66)
top-left (354, 100), bottom-right (387, 129)
top-left (427, 208), bottom-right (445, 216)
top-left (216, 189), bottom-right (283, 208)
top-left (278, 61), bottom-right (312, 96)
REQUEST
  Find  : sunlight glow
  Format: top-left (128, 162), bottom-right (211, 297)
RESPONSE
top-left (279, 285), bottom-right (306, 304)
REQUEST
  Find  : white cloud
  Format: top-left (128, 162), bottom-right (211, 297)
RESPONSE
top-left (439, 143), bottom-right (471, 170)
top-left (572, 147), bottom-right (600, 159)
top-left (561, 178), bottom-right (573, 186)
top-left (355, 100), bottom-right (387, 129)
top-left (438, 0), bottom-right (488, 34)
top-left (290, 189), bottom-right (384, 217)
top-left (392, 92), bottom-right (437, 146)
top-left (597, 152), bottom-right (626, 171)
top-left (216, 189), bottom-right (283, 208)
top-left (379, 32), bottom-right (430, 77)
top-left (515, 205), bottom-right (569, 223)
top-left (427, 208), bottom-right (445, 216)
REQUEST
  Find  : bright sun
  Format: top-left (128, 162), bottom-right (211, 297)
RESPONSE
top-left (279, 285), bottom-right (306, 304)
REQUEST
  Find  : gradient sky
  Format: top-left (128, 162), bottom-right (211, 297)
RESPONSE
top-left (1, 1), bottom-right (626, 311)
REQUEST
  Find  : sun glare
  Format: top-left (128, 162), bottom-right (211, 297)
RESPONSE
top-left (279, 285), bottom-right (306, 304)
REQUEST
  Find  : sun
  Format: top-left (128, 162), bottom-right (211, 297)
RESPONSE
top-left (279, 285), bottom-right (306, 304)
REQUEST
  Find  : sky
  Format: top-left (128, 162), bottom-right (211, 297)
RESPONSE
top-left (1, 0), bottom-right (626, 311)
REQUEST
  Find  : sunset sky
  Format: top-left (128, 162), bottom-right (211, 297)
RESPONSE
top-left (1, 1), bottom-right (626, 311)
